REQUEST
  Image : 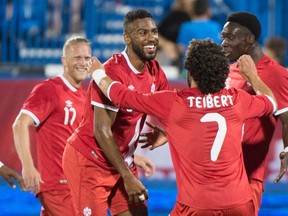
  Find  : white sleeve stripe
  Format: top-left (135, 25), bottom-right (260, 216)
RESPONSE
top-left (264, 95), bottom-right (277, 114)
top-left (0, 161), bottom-right (4, 168)
top-left (91, 101), bottom-right (119, 112)
top-left (107, 81), bottom-right (120, 101)
top-left (275, 107), bottom-right (288, 116)
top-left (21, 109), bottom-right (40, 126)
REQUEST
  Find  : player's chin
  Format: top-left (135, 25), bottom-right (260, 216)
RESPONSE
top-left (77, 73), bottom-right (88, 81)
top-left (145, 53), bottom-right (156, 60)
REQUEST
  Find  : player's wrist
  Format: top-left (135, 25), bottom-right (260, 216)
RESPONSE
top-left (92, 69), bottom-right (107, 86)
top-left (0, 161), bottom-right (4, 168)
top-left (282, 147), bottom-right (288, 153)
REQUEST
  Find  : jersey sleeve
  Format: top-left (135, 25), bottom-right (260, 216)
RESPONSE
top-left (108, 82), bottom-right (176, 121)
top-left (90, 62), bottom-right (127, 112)
top-left (90, 80), bottom-right (118, 112)
top-left (21, 81), bottom-right (57, 126)
top-left (268, 68), bottom-right (288, 116)
top-left (238, 89), bottom-right (275, 119)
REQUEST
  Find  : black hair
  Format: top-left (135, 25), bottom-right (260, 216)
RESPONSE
top-left (227, 12), bottom-right (261, 40)
top-left (184, 39), bottom-right (229, 94)
top-left (123, 9), bottom-right (153, 33)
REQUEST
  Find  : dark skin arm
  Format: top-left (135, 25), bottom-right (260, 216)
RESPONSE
top-left (274, 111), bottom-right (288, 183)
top-left (139, 122), bottom-right (168, 150)
top-left (0, 164), bottom-right (26, 191)
top-left (93, 104), bottom-right (148, 203)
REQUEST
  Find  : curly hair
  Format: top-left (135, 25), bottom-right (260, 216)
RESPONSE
top-left (184, 39), bottom-right (229, 94)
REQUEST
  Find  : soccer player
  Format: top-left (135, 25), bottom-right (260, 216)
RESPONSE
top-left (0, 161), bottom-right (26, 190)
top-left (12, 36), bottom-right (155, 216)
top-left (89, 39), bottom-right (277, 215)
top-left (221, 12), bottom-right (288, 215)
top-left (62, 9), bottom-right (170, 216)
top-left (12, 36), bottom-right (90, 215)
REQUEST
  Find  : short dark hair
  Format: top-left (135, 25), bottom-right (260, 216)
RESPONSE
top-left (123, 9), bottom-right (153, 33)
top-left (184, 39), bottom-right (229, 94)
top-left (227, 12), bottom-right (261, 40)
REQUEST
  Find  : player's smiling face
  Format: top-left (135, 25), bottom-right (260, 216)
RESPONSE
top-left (126, 17), bottom-right (159, 61)
top-left (63, 43), bottom-right (92, 83)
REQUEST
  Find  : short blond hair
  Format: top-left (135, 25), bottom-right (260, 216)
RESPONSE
top-left (63, 36), bottom-right (91, 56)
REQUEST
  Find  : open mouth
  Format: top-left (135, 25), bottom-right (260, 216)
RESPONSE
top-left (144, 45), bottom-right (156, 53)
top-left (76, 68), bottom-right (87, 73)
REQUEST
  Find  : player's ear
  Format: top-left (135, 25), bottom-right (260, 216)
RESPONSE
top-left (124, 33), bottom-right (131, 45)
top-left (247, 34), bottom-right (255, 44)
top-left (61, 56), bottom-right (66, 66)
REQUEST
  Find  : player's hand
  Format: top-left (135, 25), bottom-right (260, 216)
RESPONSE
top-left (237, 54), bottom-right (258, 82)
top-left (134, 154), bottom-right (155, 177)
top-left (274, 151), bottom-right (288, 183)
top-left (88, 57), bottom-right (105, 77)
top-left (0, 165), bottom-right (26, 191)
top-left (123, 175), bottom-right (148, 204)
top-left (139, 122), bottom-right (167, 150)
top-left (22, 165), bottom-right (44, 194)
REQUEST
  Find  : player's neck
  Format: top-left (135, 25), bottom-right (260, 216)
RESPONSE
top-left (125, 49), bottom-right (147, 72)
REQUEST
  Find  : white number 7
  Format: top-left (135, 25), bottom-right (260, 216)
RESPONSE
top-left (200, 113), bottom-right (227, 161)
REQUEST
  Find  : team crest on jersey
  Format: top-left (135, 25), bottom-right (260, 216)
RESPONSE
top-left (83, 207), bottom-right (92, 216)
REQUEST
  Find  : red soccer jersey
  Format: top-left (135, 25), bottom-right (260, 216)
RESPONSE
top-left (21, 75), bottom-right (87, 192)
top-left (69, 52), bottom-right (170, 169)
top-left (108, 83), bottom-right (275, 209)
top-left (226, 55), bottom-right (288, 182)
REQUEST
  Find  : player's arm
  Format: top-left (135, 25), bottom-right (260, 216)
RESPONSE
top-left (134, 154), bottom-right (155, 177)
top-left (12, 113), bottom-right (43, 193)
top-left (93, 100), bottom-right (148, 203)
top-left (0, 162), bottom-right (26, 191)
top-left (237, 54), bottom-right (277, 105)
top-left (274, 111), bottom-right (288, 183)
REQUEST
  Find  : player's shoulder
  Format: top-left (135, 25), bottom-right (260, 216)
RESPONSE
top-left (260, 55), bottom-right (287, 73)
top-left (105, 54), bottom-right (125, 68)
top-left (37, 76), bottom-right (65, 93)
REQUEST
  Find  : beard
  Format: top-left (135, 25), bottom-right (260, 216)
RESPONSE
top-left (131, 41), bottom-right (156, 61)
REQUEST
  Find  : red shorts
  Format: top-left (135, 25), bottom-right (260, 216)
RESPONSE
top-left (62, 144), bottom-right (147, 216)
top-left (38, 190), bottom-right (76, 216)
top-left (250, 179), bottom-right (263, 216)
top-left (170, 200), bottom-right (255, 216)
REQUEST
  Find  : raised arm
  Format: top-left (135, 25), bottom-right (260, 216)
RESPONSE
top-left (88, 57), bottom-right (112, 97)
top-left (237, 54), bottom-right (277, 106)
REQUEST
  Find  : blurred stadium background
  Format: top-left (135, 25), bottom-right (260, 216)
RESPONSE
top-left (1, 0), bottom-right (288, 215)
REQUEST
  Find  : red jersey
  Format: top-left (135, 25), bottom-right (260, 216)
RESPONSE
top-left (21, 75), bottom-right (87, 192)
top-left (107, 83), bottom-right (275, 209)
top-left (69, 52), bottom-right (170, 169)
top-left (226, 55), bottom-right (288, 182)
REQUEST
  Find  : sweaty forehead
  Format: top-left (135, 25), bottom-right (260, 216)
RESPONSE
top-left (128, 17), bottom-right (156, 31)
